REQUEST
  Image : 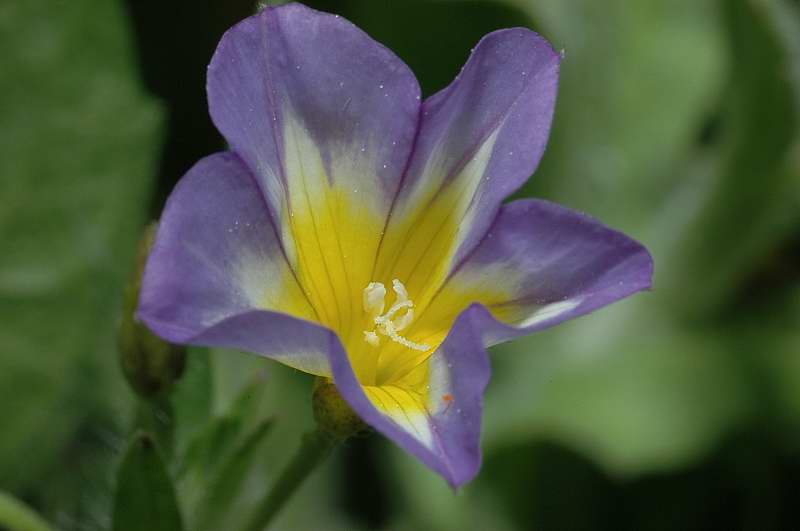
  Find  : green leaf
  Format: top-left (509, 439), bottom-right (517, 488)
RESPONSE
top-left (195, 420), bottom-right (275, 531)
top-left (172, 348), bottom-right (214, 454)
top-left (0, 491), bottom-right (54, 531)
top-left (177, 416), bottom-right (243, 481)
top-left (510, 0), bottom-right (725, 229)
top-left (113, 433), bottom-right (184, 531)
top-left (177, 376), bottom-right (268, 480)
top-left (177, 376), bottom-right (270, 519)
top-left (0, 0), bottom-right (162, 489)
top-left (658, 0), bottom-right (800, 316)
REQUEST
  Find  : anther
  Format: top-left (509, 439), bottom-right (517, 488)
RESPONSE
top-left (362, 279), bottom-right (429, 352)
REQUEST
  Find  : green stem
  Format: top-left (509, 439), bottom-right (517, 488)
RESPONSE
top-left (241, 430), bottom-right (335, 531)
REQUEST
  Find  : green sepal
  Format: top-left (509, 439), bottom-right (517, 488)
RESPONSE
top-left (118, 224), bottom-right (186, 399)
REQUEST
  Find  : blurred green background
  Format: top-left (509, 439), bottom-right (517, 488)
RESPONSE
top-left (1, 0), bottom-right (799, 529)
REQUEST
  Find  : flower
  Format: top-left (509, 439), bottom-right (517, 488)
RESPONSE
top-left (138, 3), bottom-right (653, 487)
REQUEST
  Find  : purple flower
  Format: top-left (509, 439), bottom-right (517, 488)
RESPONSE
top-left (138, 3), bottom-right (653, 487)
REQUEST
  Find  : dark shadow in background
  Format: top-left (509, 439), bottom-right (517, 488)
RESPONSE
top-left (484, 435), bottom-right (800, 531)
top-left (124, 0), bottom-right (255, 217)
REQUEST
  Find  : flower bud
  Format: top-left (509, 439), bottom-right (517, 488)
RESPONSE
top-left (118, 223), bottom-right (186, 398)
top-left (312, 378), bottom-right (369, 441)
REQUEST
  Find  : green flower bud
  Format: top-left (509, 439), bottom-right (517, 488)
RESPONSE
top-left (118, 223), bottom-right (186, 398)
top-left (312, 378), bottom-right (369, 441)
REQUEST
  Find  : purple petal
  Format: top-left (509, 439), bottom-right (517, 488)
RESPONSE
top-left (138, 152), bottom-right (330, 375)
top-left (329, 310), bottom-right (491, 488)
top-left (375, 28), bottom-right (560, 293)
top-left (207, 3), bottom-right (420, 215)
top-left (207, 4), bottom-right (423, 341)
top-left (440, 199), bottom-right (654, 344)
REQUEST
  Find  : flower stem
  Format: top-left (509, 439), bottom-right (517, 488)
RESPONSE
top-left (241, 429), bottom-right (335, 531)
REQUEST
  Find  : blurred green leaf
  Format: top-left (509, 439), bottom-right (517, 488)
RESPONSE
top-left (0, 0), bottom-right (162, 490)
top-left (658, 0), bottom-right (800, 316)
top-left (177, 375), bottom-right (270, 521)
top-left (172, 348), bottom-right (214, 454)
top-left (0, 491), bottom-right (53, 531)
top-left (511, 0), bottom-right (725, 230)
top-left (196, 420), bottom-right (275, 531)
top-left (487, 310), bottom-right (753, 475)
top-left (178, 416), bottom-right (243, 482)
top-left (176, 375), bottom-right (266, 481)
top-left (112, 433), bottom-right (183, 531)
top-left (464, 0), bottom-right (799, 482)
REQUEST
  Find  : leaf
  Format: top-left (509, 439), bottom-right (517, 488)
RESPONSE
top-left (195, 420), bottom-right (275, 531)
top-left (112, 433), bottom-right (184, 531)
top-left (657, 0), bottom-right (800, 316)
top-left (177, 416), bottom-right (243, 481)
top-left (0, 491), bottom-right (54, 531)
top-left (177, 376), bottom-right (268, 480)
top-left (172, 347), bottom-right (214, 454)
top-left (177, 376), bottom-right (270, 520)
top-left (0, 0), bottom-right (162, 489)
top-left (511, 0), bottom-right (725, 229)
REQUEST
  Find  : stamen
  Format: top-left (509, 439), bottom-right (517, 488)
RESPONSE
top-left (363, 282), bottom-right (386, 318)
top-left (380, 299), bottom-right (412, 321)
top-left (362, 279), bottom-right (429, 352)
top-left (364, 330), bottom-right (380, 346)
top-left (392, 278), bottom-right (409, 301)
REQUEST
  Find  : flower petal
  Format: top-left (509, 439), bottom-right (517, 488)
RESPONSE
top-left (138, 152), bottom-right (329, 375)
top-left (373, 28), bottom-right (560, 309)
top-left (207, 4), bottom-right (420, 201)
top-left (428, 199), bottom-right (654, 346)
top-left (329, 311), bottom-right (490, 488)
top-left (206, 4), bottom-right (421, 355)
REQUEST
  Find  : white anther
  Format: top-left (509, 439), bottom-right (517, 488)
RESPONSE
top-left (362, 279), bottom-right (429, 352)
top-left (364, 330), bottom-right (380, 347)
top-left (392, 278), bottom-right (409, 301)
top-left (363, 282), bottom-right (386, 318)
top-left (379, 299), bottom-right (413, 322)
top-left (392, 307), bottom-right (414, 332)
